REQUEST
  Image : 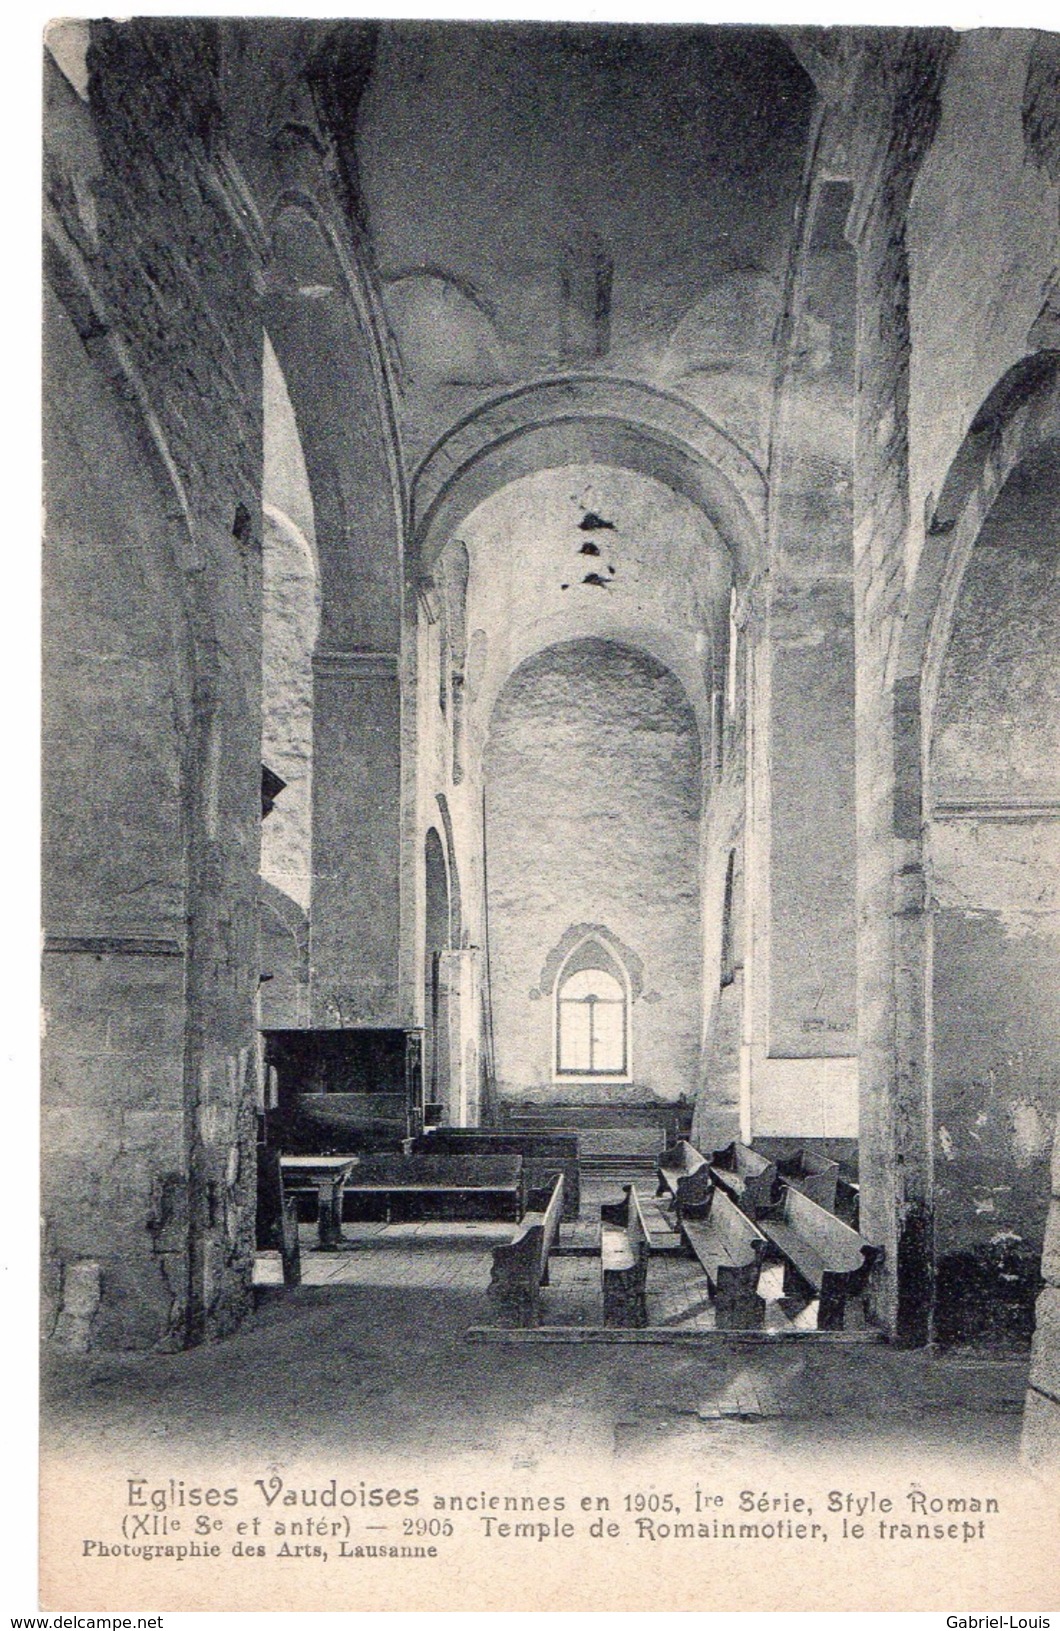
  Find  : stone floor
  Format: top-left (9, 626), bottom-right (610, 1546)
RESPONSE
top-left (44, 1177), bottom-right (1034, 1475)
top-left (280, 1194), bottom-right (815, 1332)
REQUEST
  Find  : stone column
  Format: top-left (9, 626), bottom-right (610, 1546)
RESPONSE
top-left (844, 41), bottom-right (951, 1342)
top-left (1022, 1123), bottom-right (1060, 1480)
top-left (310, 651), bottom-right (402, 1027)
top-left (438, 948), bottom-right (484, 1126)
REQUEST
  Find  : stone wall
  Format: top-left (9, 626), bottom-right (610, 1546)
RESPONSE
top-left (770, 189), bottom-right (859, 1069)
top-left (43, 22), bottom-right (265, 1348)
top-left (484, 639), bottom-right (702, 1104)
top-left (845, 31), bottom-right (954, 1342)
top-left (1022, 1120), bottom-right (1060, 1479)
top-left (907, 31), bottom-right (1060, 579)
top-left (261, 334), bottom-right (320, 920)
top-left (929, 444), bottom-right (1060, 1341)
top-left (842, 29), bottom-right (1059, 1342)
top-left (43, 288), bottom-right (195, 1348)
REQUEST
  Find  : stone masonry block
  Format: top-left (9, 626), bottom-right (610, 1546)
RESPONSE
top-left (42, 1050), bottom-right (185, 1110)
top-left (52, 1311), bottom-right (93, 1354)
top-left (98, 1152), bottom-right (169, 1224)
top-left (92, 1252), bottom-right (177, 1351)
top-left (42, 957), bottom-right (186, 1054)
top-left (121, 1109), bottom-right (185, 1163)
top-left (62, 1258), bottom-right (101, 1317)
top-left (1028, 1284), bottom-right (1060, 1402)
top-left (1041, 1197), bottom-right (1060, 1287)
top-left (41, 1105), bottom-right (121, 1165)
top-left (1021, 1385), bottom-right (1060, 1484)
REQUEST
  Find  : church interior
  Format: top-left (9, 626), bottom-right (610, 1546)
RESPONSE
top-left (41, 18), bottom-right (1060, 1478)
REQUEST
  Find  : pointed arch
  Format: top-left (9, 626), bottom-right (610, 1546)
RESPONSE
top-left (553, 932), bottom-right (633, 1083)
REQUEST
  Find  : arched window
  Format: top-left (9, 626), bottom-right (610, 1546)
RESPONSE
top-left (554, 940), bottom-right (630, 1080)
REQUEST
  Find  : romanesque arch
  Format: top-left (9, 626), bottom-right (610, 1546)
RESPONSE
top-left (483, 637), bottom-right (702, 1107)
top-left (890, 351), bottom-right (1060, 1347)
top-left (264, 196), bottom-right (404, 651)
top-left (42, 200), bottom-right (261, 1349)
top-left (412, 377), bottom-right (766, 586)
top-left (264, 198), bottom-right (408, 1027)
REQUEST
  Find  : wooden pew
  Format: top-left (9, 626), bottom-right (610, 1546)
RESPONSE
top-left (709, 1141), bottom-right (778, 1218)
top-left (679, 1185), bottom-right (767, 1329)
top-left (413, 1129), bottom-right (580, 1221)
top-left (502, 1099), bottom-right (691, 1148)
top-left (488, 1172), bottom-right (565, 1325)
top-left (256, 1149), bottom-right (301, 1285)
top-left (656, 1139), bottom-right (712, 1214)
top-left (342, 1153), bottom-right (524, 1223)
top-left (760, 1184), bottom-right (882, 1330)
top-left (600, 1184), bottom-right (651, 1327)
top-left (775, 1147), bottom-right (840, 1213)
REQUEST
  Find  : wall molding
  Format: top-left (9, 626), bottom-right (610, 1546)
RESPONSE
top-left (312, 650), bottom-right (399, 679)
top-left (44, 934), bottom-right (184, 957)
top-left (931, 795), bottom-right (1060, 822)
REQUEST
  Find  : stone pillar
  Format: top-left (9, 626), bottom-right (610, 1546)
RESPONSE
top-left (438, 948), bottom-right (484, 1126)
top-left (1022, 1122), bottom-right (1060, 1480)
top-left (844, 39), bottom-right (951, 1342)
top-left (310, 651), bottom-right (402, 1027)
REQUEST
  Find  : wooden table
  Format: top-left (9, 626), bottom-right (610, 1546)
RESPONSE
top-left (279, 1155), bottom-right (360, 1250)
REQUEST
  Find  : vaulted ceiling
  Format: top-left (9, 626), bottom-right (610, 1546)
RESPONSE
top-left (348, 24), bottom-right (816, 466)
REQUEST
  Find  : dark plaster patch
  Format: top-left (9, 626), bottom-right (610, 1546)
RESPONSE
top-left (935, 1244), bottom-right (1042, 1349)
top-left (560, 232), bottom-right (613, 361)
top-left (895, 1199), bottom-right (934, 1348)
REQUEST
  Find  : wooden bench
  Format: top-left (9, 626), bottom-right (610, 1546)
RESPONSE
top-left (256, 1148), bottom-right (301, 1285)
top-left (502, 1100), bottom-right (690, 1147)
top-left (413, 1129), bottom-right (580, 1221)
top-left (775, 1147), bottom-right (840, 1212)
top-left (342, 1153), bottom-right (524, 1223)
top-left (656, 1138), bottom-right (714, 1215)
top-left (709, 1141), bottom-right (778, 1218)
top-left (600, 1184), bottom-right (651, 1328)
top-left (488, 1172), bottom-right (565, 1325)
top-left (760, 1184), bottom-right (883, 1330)
top-left (679, 1185), bottom-right (767, 1329)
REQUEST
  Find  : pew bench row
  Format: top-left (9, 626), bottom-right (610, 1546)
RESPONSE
top-left (654, 1137), bottom-right (880, 1331)
top-left (487, 1172), bottom-right (566, 1325)
top-left (413, 1129), bottom-right (580, 1221)
top-left (662, 1139), bottom-right (857, 1223)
